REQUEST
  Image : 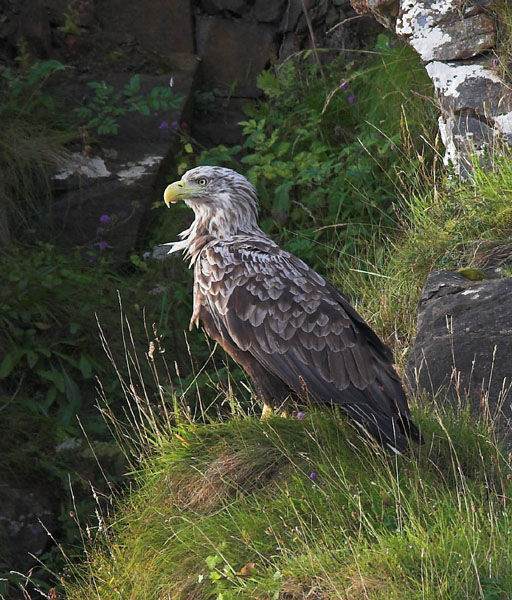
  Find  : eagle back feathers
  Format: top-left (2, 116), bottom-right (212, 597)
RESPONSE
top-left (193, 238), bottom-right (410, 427)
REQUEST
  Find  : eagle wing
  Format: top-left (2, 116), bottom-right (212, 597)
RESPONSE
top-left (195, 239), bottom-right (417, 450)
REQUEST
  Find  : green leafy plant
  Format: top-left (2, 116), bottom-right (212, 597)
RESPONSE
top-left (192, 37), bottom-right (435, 271)
top-left (0, 60), bottom-right (73, 242)
top-left (58, 0), bottom-right (88, 35)
top-left (0, 243), bottom-right (123, 426)
top-left (0, 59), bottom-right (66, 120)
top-left (74, 74), bottom-right (184, 135)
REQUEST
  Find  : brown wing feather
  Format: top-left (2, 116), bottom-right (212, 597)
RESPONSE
top-left (195, 240), bottom-right (418, 451)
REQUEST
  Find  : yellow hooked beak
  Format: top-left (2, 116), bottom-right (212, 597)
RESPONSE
top-left (164, 180), bottom-right (189, 206)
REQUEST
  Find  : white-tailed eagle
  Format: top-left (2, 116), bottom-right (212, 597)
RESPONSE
top-left (164, 166), bottom-right (419, 452)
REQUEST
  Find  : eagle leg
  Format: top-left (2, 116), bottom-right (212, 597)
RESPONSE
top-left (199, 312), bottom-right (292, 418)
top-left (261, 403), bottom-right (274, 419)
top-left (261, 397), bottom-right (292, 419)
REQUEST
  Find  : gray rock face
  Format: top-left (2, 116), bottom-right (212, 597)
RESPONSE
top-left (0, 485), bottom-right (55, 573)
top-left (408, 271), bottom-right (512, 422)
top-left (438, 113), bottom-right (497, 178)
top-left (51, 66), bottom-right (198, 256)
top-left (190, 0), bottom-right (378, 146)
top-left (207, 0), bottom-right (248, 15)
top-left (254, 0), bottom-right (288, 23)
top-left (193, 95), bottom-right (261, 148)
top-left (95, 0), bottom-right (194, 56)
top-left (395, 1), bottom-right (495, 63)
top-left (420, 13), bottom-right (494, 62)
top-left (426, 59), bottom-right (512, 117)
top-left (350, 0), bottom-right (512, 177)
top-left (196, 17), bottom-right (277, 91)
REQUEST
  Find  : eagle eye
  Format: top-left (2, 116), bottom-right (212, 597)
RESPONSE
top-left (197, 177), bottom-right (208, 186)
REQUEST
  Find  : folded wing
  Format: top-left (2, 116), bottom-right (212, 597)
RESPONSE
top-left (195, 240), bottom-right (419, 451)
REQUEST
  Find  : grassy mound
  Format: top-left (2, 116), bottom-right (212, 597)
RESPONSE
top-left (64, 406), bottom-right (512, 600)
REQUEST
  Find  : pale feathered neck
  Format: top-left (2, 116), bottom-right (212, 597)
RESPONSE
top-left (166, 191), bottom-right (269, 265)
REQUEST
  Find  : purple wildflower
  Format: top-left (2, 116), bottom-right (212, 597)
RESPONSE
top-left (309, 472), bottom-right (317, 480)
top-left (296, 411), bottom-right (305, 420)
top-left (159, 121), bottom-right (169, 130)
top-left (171, 120), bottom-right (179, 129)
top-left (339, 79), bottom-right (349, 90)
top-left (347, 95), bottom-right (356, 104)
top-left (99, 214), bottom-right (111, 224)
top-left (492, 57), bottom-right (499, 67)
top-left (98, 241), bottom-right (108, 251)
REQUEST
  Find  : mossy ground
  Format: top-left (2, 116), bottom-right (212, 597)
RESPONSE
top-left (64, 406), bottom-right (512, 600)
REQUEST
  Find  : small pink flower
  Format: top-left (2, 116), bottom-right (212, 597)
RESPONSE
top-left (297, 412), bottom-right (305, 420)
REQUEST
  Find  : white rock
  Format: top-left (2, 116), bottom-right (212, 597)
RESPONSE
top-left (117, 155), bottom-right (163, 182)
top-left (54, 153), bottom-right (111, 180)
top-left (493, 111), bottom-right (512, 136)
top-left (438, 115), bottom-right (460, 167)
top-left (397, 0), bottom-right (454, 59)
top-left (426, 62), bottom-right (501, 98)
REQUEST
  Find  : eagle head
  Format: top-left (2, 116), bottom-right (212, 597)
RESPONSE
top-left (164, 166), bottom-right (260, 238)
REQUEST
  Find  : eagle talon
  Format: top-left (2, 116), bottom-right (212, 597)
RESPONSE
top-left (261, 404), bottom-right (274, 420)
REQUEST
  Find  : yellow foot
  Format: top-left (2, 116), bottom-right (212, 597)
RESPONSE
top-left (261, 404), bottom-right (274, 419)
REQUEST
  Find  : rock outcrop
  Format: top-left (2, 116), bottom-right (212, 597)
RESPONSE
top-left (0, 485), bottom-right (55, 575)
top-left (191, 0), bottom-right (382, 147)
top-left (408, 270), bottom-right (512, 427)
top-left (51, 66), bottom-right (198, 256)
top-left (0, 0), bottom-right (384, 249)
top-left (350, 0), bottom-right (512, 177)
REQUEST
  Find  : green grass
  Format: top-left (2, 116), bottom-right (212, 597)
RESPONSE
top-left (63, 405), bottom-right (512, 600)
top-left (0, 59), bottom-right (74, 243)
top-left (493, 0), bottom-right (512, 81)
top-left (58, 148), bottom-right (512, 600)
top-left (337, 152), bottom-right (512, 351)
